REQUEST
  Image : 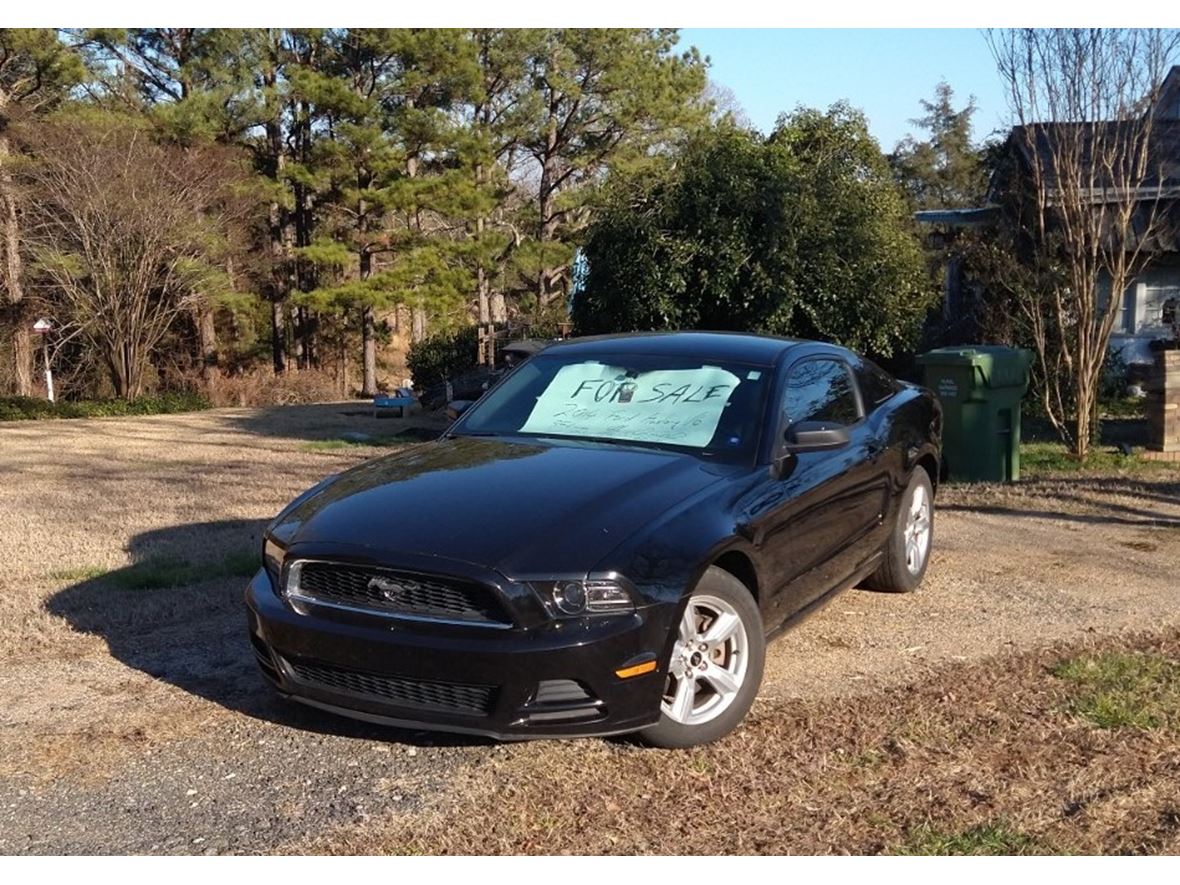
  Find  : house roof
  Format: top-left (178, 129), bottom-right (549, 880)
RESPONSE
top-left (1005, 120), bottom-right (1180, 195)
top-left (997, 120), bottom-right (1180, 252)
top-left (916, 68), bottom-right (1180, 248)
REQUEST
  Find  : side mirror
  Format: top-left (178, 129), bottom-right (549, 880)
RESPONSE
top-left (784, 421), bottom-right (850, 452)
top-left (446, 400), bottom-right (473, 420)
top-left (770, 421), bottom-right (851, 478)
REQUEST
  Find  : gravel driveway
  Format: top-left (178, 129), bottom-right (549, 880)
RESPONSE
top-left (1, 404), bottom-right (1178, 854)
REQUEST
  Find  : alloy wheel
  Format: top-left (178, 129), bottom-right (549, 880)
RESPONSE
top-left (661, 594), bottom-right (750, 726)
top-left (904, 483), bottom-right (932, 575)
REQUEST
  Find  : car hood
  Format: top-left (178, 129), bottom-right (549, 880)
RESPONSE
top-left (272, 436), bottom-right (734, 578)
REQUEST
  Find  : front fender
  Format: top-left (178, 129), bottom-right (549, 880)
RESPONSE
top-left (590, 470), bottom-right (766, 611)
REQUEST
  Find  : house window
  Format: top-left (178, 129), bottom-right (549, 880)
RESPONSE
top-left (1145, 284), bottom-right (1180, 330)
top-left (1121, 288), bottom-right (1136, 333)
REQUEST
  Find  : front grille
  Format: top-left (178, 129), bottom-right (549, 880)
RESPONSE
top-left (286, 658), bottom-right (496, 716)
top-left (291, 561), bottom-right (509, 625)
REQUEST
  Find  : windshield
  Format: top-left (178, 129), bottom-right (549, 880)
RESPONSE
top-left (454, 351), bottom-right (770, 459)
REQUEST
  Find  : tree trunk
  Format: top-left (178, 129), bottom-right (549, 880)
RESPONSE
top-left (105, 352), bottom-right (125, 400)
top-left (412, 306), bottom-right (427, 343)
top-left (268, 191), bottom-right (289, 374)
top-left (296, 306), bottom-right (316, 370)
top-left (196, 302), bottom-right (220, 382)
top-left (11, 323), bottom-right (32, 397)
top-left (293, 96), bottom-right (317, 372)
top-left (490, 291), bottom-right (506, 324)
top-left (357, 209), bottom-right (379, 394)
top-left (536, 123), bottom-right (563, 309)
top-left (105, 336), bottom-right (139, 400)
top-left (361, 304), bottom-right (377, 396)
top-left (0, 125), bottom-right (32, 396)
top-left (270, 296), bottom-right (286, 375)
top-left (534, 71), bottom-right (568, 312)
top-left (264, 56), bottom-right (290, 375)
top-left (1074, 368), bottom-right (1096, 461)
top-left (477, 260), bottom-right (492, 366)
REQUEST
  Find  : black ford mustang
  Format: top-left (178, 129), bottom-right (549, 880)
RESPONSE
top-left (247, 332), bottom-right (941, 747)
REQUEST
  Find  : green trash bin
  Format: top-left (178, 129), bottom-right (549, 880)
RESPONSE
top-left (916, 346), bottom-right (1033, 483)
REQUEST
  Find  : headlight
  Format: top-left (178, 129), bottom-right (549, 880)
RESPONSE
top-left (531, 578), bottom-right (636, 617)
top-left (262, 536), bottom-right (287, 589)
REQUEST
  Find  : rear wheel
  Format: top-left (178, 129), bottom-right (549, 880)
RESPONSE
top-left (863, 466), bottom-right (934, 593)
top-left (640, 567), bottom-right (765, 749)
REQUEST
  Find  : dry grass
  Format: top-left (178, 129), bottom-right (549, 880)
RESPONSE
top-left (305, 632), bottom-right (1180, 856)
top-left (0, 695), bottom-right (226, 785)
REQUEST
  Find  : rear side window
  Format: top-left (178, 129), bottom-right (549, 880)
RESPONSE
top-left (784, 358), bottom-right (861, 426)
top-left (856, 360), bottom-right (899, 409)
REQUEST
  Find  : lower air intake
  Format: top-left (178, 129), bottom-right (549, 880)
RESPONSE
top-left (285, 658), bottom-right (495, 716)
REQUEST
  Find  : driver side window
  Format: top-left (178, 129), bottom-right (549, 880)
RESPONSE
top-left (785, 358), bottom-right (860, 427)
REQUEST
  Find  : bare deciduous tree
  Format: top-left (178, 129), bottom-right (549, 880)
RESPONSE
top-left (19, 115), bottom-right (247, 398)
top-left (0, 30), bottom-right (82, 396)
top-left (987, 28), bottom-right (1180, 459)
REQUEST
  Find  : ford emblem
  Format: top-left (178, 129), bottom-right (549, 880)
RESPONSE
top-left (368, 576), bottom-right (419, 601)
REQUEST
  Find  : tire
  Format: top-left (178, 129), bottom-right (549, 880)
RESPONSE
top-left (640, 566), bottom-right (765, 749)
top-left (863, 466), bottom-right (934, 593)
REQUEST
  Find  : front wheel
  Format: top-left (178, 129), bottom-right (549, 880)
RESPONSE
top-left (863, 466), bottom-right (934, 593)
top-left (640, 567), bottom-right (765, 749)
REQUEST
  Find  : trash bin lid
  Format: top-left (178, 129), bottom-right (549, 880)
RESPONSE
top-left (917, 346), bottom-right (1031, 389)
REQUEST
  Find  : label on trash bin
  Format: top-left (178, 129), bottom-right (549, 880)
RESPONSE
top-left (937, 378), bottom-right (958, 399)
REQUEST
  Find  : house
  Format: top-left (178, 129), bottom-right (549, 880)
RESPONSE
top-left (918, 65), bottom-right (1180, 367)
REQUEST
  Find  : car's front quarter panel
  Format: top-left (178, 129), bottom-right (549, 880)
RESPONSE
top-left (589, 467), bottom-right (769, 626)
top-left (888, 385), bottom-right (943, 483)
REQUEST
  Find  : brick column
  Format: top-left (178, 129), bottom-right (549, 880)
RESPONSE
top-left (1146, 350), bottom-right (1180, 454)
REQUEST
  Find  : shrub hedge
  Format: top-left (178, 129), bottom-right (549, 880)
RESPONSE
top-left (406, 325), bottom-right (479, 391)
top-left (0, 392), bottom-right (211, 421)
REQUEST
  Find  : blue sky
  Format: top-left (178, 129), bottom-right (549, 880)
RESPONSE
top-left (680, 29), bottom-right (1012, 150)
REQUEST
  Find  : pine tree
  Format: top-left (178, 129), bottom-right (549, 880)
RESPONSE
top-left (891, 81), bottom-right (988, 210)
top-left (298, 29), bottom-right (477, 396)
top-left (522, 29), bottom-right (708, 310)
top-left (464, 28), bottom-right (540, 362)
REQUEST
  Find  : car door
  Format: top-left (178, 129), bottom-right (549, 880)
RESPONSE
top-left (739, 355), bottom-right (891, 620)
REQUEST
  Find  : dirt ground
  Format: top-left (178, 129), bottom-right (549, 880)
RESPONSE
top-left (1, 404), bottom-right (1178, 854)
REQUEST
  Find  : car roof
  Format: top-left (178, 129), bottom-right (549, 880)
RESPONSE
top-left (541, 331), bottom-right (812, 367)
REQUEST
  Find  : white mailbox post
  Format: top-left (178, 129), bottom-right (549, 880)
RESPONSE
top-left (32, 318), bottom-right (54, 403)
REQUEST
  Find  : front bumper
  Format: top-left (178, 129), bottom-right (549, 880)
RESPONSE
top-left (245, 570), bottom-right (674, 739)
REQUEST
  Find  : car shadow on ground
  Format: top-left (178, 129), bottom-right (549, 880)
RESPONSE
top-left (939, 474), bottom-right (1180, 528)
top-left (44, 518), bottom-right (491, 749)
top-left (219, 401), bottom-right (450, 446)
